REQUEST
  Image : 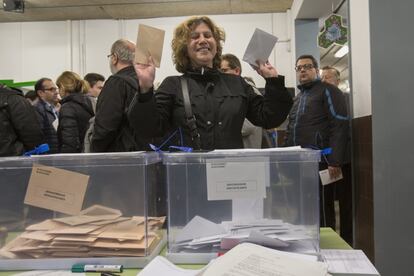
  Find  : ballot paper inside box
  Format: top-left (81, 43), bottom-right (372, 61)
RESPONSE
top-left (0, 152), bottom-right (166, 270)
top-left (162, 148), bottom-right (321, 264)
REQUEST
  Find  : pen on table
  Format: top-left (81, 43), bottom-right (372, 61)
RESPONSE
top-left (101, 273), bottom-right (120, 276)
top-left (72, 264), bottom-right (123, 273)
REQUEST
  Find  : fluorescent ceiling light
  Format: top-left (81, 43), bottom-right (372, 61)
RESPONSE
top-left (334, 45), bottom-right (349, 58)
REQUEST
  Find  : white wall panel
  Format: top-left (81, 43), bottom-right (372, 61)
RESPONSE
top-left (0, 13), bottom-right (294, 89)
top-left (349, 0), bottom-right (371, 118)
top-left (84, 20), bottom-right (120, 79)
top-left (272, 12), bottom-right (295, 88)
top-left (21, 21), bottom-right (68, 83)
top-left (0, 23), bottom-right (23, 81)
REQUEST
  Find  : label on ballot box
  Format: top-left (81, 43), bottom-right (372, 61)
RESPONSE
top-left (24, 163), bottom-right (89, 215)
top-left (206, 157), bottom-right (267, 201)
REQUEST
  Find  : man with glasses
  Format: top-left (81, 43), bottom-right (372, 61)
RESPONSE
top-left (284, 55), bottom-right (349, 231)
top-left (34, 78), bottom-right (60, 153)
top-left (91, 39), bottom-right (146, 152)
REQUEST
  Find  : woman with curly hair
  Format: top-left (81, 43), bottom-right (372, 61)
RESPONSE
top-left (56, 71), bottom-right (94, 153)
top-left (129, 16), bottom-right (293, 150)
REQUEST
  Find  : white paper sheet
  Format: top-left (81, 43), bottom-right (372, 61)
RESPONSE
top-left (319, 168), bottom-right (343, 185)
top-left (138, 255), bottom-right (205, 276)
top-left (174, 215), bottom-right (227, 243)
top-left (202, 243), bottom-right (327, 276)
top-left (242, 28), bottom-right (278, 67)
top-left (321, 249), bottom-right (380, 275)
top-left (206, 158), bottom-right (267, 201)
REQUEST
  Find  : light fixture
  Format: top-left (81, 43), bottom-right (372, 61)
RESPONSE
top-left (3, 0), bottom-right (24, 13)
top-left (334, 45), bottom-right (348, 58)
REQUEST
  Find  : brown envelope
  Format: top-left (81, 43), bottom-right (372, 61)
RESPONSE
top-left (26, 219), bottom-right (67, 231)
top-left (24, 164), bottom-right (89, 215)
top-left (53, 214), bottom-right (121, 226)
top-left (135, 24), bottom-right (165, 68)
top-left (88, 249), bottom-right (145, 257)
top-left (97, 220), bottom-right (145, 241)
top-left (47, 225), bottom-right (101, 235)
top-left (53, 235), bottom-right (97, 243)
top-left (80, 205), bottom-right (122, 217)
top-left (20, 231), bottom-right (55, 242)
top-left (90, 216), bottom-right (129, 226)
top-left (92, 235), bottom-right (155, 249)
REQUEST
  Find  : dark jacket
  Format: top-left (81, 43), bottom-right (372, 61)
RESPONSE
top-left (284, 79), bottom-right (349, 166)
top-left (128, 68), bottom-right (293, 150)
top-left (91, 66), bottom-right (146, 152)
top-left (58, 93), bottom-right (94, 153)
top-left (34, 98), bottom-right (59, 153)
top-left (0, 86), bottom-right (44, 156)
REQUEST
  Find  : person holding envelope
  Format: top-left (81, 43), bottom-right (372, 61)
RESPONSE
top-left (129, 16), bottom-right (293, 150)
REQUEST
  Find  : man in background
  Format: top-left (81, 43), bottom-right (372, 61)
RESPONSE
top-left (91, 39), bottom-right (146, 152)
top-left (84, 73), bottom-right (105, 113)
top-left (321, 66), bottom-right (353, 245)
top-left (34, 78), bottom-right (60, 153)
top-left (220, 53), bottom-right (263, 148)
top-left (0, 84), bottom-right (44, 156)
top-left (284, 55), bottom-right (349, 230)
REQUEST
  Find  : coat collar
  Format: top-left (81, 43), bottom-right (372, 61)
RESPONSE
top-left (297, 78), bottom-right (321, 91)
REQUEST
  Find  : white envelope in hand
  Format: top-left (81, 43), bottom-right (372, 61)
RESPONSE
top-left (242, 28), bottom-right (278, 68)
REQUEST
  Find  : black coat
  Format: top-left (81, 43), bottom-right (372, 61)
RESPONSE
top-left (128, 68), bottom-right (293, 150)
top-left (0, 86), bottom-right (44, 156)
top-left (34, 99), bottom-right (59, 153)
top-left (58, 93), bottom-right (94, 153)
top-left (91, 66), bottom-right (147, 152)
top-left (284, 79), bottom-right (349, 166)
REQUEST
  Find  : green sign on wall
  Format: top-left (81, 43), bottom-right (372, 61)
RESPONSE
top-left (318, 14), bottom-right (348, 49)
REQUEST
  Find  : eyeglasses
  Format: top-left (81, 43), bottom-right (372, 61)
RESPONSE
top-left (295, 64), bottom-right (315, 72)
top-left (107, 53), bottom-right (114, 58)
top-left (42, 87), bottom-right (58, 92)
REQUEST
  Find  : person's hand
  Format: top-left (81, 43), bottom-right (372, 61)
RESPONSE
top-left (255, 60), bottom-right (278, 78)
top-left (134, 56), bottom-right (155, 93)
top-left (328, 166), bottom-right (342, 180)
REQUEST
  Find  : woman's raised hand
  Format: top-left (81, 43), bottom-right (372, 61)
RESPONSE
top-left (134, 56), bottom-right (156, 93)
top-left (255, 60), bottom-right (278, 79)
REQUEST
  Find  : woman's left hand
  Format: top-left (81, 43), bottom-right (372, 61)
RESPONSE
top-left (256, 60), bottom-right (278, 78)
top-left (134, 56), bottom-right (156, 93)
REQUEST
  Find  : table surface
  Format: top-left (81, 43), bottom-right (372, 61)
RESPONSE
top-left (0, 228), bottom-right (351, 276)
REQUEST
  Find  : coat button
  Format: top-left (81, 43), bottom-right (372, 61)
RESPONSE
top-left (207, 121), bottom-right (212, 125)
top-left (218, 122), bottom-right (222, 125)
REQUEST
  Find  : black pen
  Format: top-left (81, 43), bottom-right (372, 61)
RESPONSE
top-left (101, 273), bottom-right (120, 276)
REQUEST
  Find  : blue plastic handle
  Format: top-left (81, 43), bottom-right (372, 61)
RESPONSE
top-left (23, 143), bottom-right (50, 156)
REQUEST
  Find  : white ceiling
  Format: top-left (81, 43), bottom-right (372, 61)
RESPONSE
top-left (1, 0), bottom-right (348, 82)
top-left (0, 0), bottom-right (294, 22)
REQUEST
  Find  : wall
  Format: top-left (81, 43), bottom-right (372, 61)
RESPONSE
top-left (369, 0), bottom-right (414, 275)
top-left (349, 0), bottom-right (371, 118)
top-left (0, 13), bottom-right (295, 89)
top-left (348, 0), bottom-right (374, 262)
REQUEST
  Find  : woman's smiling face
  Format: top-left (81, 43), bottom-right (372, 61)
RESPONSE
top-left (187, 22), bottom-right (217, 69)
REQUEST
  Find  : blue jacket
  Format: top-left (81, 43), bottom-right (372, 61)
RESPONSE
top-left (284, 79), bottom-right (349, 166)
top-left (35, 99), bottom-right (59, 153)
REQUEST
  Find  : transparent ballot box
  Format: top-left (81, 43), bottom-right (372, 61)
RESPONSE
top-left (163, 148), bottom-right (321, 264)
top-left (0, 152), bottom-right (166, 270)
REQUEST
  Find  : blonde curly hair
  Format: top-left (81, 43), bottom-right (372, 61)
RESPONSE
top-left (172, 16), bottom-right (225, 73)
top-left (56, 71), bottom-right (89, 97)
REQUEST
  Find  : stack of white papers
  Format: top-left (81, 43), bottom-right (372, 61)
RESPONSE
top-left (171, 216), bottom-right (315, 253)
top-left (0, 205), bottom-right (165, 259)
top-left (140, 243), bottom-right (328, 276)
top-left (321, 250), bottom-right (380, 276)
